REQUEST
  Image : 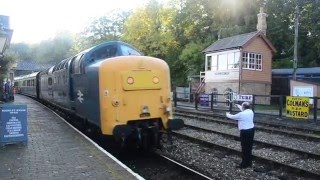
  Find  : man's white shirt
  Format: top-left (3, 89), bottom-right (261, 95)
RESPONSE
top-left (226, 109), bottom-right (254, 130)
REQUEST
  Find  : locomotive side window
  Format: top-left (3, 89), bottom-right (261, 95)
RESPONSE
top-left (120, 45), bottom-right (141, 56)
top-left (89, 45), bottom-right (117, 61)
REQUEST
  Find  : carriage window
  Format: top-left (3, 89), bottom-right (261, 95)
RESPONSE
top-left (120, 45), bottom-right (141, 56)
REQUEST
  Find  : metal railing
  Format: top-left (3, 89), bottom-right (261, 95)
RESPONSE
top-left (172, 91), bottom-right (320, 122)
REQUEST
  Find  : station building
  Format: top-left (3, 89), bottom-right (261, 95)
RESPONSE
top-left (201, 7), bottom-right (276, 104)
top-left (272, 67), bottom-right (320, 98)
top-left (12, 61), bottom-right (53, 77)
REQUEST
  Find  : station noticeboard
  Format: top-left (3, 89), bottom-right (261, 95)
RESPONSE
top-left (286, 96), bottom-right (309, 119)
top-left (235, 94), bottom-right (253, 102)
top-left (199, 94), bottom-right (210, 106)
top-left (0, 105), bottom-right (28, 146)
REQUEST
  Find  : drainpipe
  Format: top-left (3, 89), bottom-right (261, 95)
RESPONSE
top-left (238, 48), bottom-right (242, 94)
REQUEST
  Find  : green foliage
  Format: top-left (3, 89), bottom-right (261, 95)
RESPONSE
top-left (0, 55), bottom-right (14, 77)
top-left (8, 0), bottom-right (320, 87)
top-left (122, 0), bottom-right (177, 60)
top-left (9, 43), bottom-right (33, 61)
top-left (9, 31), bottom-right (74, 64)
top-left (272, 58), bottom-right (295, 69)
top-left (72, 10), bottom-right (131, 52)
top-left (0, 55), bottom-right (15, 98)
top-left (34, 32), bottom-right (74, 64)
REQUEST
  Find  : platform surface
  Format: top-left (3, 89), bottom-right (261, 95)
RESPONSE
top-left (0, 95), bottom-right (142, 180)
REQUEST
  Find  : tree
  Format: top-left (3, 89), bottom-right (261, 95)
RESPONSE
top-left (9, 43), bottom-right (33, 61)
top-left (0, 55), bottom-right (15, 100)
top-left (122, 0), bottom-right (178, 59)
top-left (34, 31), bottom-right (74, 64)
top-left (72, 10), bottom-right (131, 53)
top-left (9, 31), bottom-right (74, 65)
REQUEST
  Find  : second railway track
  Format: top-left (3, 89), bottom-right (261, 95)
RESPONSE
top-left (174, 109), bottom-right (320, 141)
top-left (169, 112), bottom-right (320, 179)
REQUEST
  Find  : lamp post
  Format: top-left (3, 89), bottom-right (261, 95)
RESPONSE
top-left (292, 5), bottom-right (299, 80)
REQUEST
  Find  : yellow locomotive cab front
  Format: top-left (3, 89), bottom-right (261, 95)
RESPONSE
top-left (98, 56), bottom-right (183, 138)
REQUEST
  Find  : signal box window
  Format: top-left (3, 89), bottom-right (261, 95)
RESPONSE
top-left (242, 52), bottom-right (262, 71)
top-left (206, 56), bottom-right (211, 71)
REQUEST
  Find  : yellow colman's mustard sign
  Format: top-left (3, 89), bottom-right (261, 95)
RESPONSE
top-left (286, 96), bottom-right (309, 119)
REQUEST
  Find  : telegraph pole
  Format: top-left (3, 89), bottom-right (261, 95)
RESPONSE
top-left (293, 5), bottom-right (299, 80)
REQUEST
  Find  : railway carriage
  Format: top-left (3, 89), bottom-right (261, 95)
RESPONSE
top-left (14, 72), bottom-right (39, 97)
top-left (14, 41), bottom-right (183, 150)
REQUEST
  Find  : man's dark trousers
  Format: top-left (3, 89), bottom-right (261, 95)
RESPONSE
top-left (240, 128), bottom-right (255, 167)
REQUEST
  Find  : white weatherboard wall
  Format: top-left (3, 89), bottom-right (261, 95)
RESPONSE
top-left (205, 49), bottom-right (240, 83)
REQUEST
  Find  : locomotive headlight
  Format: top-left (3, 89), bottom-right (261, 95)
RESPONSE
top-left (152, 76), bottom-right (159, 84)
top-left (127, 77), bottom-right (134, 84)
top-left (142, 106), bottom-right (149, 113)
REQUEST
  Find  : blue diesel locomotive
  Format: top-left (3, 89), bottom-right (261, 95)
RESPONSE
top-left (15, 41), bottom-right (183, 150)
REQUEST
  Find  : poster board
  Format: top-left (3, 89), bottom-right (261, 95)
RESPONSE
top-left (286, 96), bottom-right (309, 119)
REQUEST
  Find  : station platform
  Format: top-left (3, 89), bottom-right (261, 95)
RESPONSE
top-left (0, 95), bottom-right (143, 179)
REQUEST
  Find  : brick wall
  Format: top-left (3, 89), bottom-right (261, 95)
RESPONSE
top-left (242, 36), bottom-right (273, 83)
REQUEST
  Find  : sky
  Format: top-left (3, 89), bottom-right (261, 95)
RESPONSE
top-left (0, 0), bottom-right (148, 44)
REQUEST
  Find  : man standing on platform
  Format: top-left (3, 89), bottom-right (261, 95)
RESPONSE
top-left (4, 80), bottom-right (11, 102)
top-left (226, 102), bottom-right (255, 169)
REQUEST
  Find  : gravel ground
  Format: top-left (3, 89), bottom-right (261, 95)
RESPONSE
top-left (181, 117), bottom-right (320, 155)
top-left (176, 127), bottom-right (320, 172)
top-left (160, 115), bottom-right (320, 179)
top-left (161, 136), bottom-right (313, 180)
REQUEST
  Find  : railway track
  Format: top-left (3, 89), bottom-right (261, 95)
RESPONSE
top-left (182, 122), bottom-right (320, 160)
top-left (170, 131), bottom-right (320, 179)
top-left (170, 116), bottom-right (320, 179)
top-left (36, 96), bottom-right (212, 180)
top-left (116, 151), bottom-right (213, 180)
top-left (28, 96), bottom-right (320, 179)
top-left (174, 109), bottom-right (320, 141)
